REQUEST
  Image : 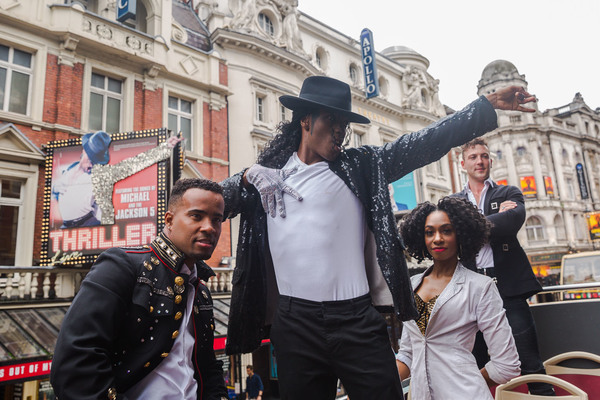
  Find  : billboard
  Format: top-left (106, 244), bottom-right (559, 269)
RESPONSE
top-left (544, 176), bottom-right (555, 197)
top-left (41, 128), bottom-right (180, 266)
top-left (588, 212), bottom-right (600, 241)
top-left (496, 179), bottom-right (508, 186)
top-left (389, 172), bottom-right (417, 211)
top-left (520, 176), bottom-right (537, 198)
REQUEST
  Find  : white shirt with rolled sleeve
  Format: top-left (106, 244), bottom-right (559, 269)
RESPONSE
top-left (396, 263), bottom-right (519, 400)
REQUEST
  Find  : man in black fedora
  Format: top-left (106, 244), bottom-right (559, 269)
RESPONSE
top-left (221, 76), bottom-right (536, 400)
top-left (52, 131), bottom-right (182, 228)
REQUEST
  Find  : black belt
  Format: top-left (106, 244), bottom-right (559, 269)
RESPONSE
top-left (62, 211), bottom-right (95, 228)
top-left (477, 267), bottom-right (496, 278)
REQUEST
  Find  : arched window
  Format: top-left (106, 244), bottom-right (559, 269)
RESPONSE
top-left (349, 64), bottom-right (359, 85)
top-left (315, 47), bottom-right (328, 70)
top-left (554, 215), bottom-right (566, 241)
top-left (258, 13), bottom-right (274, 36)
top-left (379, 76), bottom-right (389, 96)
top-left (525, 216), bottom-right (545, 241)
top-left (516, 146), bottom-right (527, 156)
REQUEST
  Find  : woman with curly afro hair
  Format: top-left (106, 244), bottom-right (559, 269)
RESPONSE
top-left (396, 196), bottom-right (520, 400)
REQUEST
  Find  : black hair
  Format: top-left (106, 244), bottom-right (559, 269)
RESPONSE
top-left (400, 196), bottom-right (490, 266)
top-left (256, 109), bottom-right (311, 168)
top-left (168, 178), bottom-right (223, 211)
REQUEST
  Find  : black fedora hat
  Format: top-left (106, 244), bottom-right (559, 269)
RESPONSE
top-left (280, 76), bottom-right (370, 124)
top-left (82, 131), bottom-right (111, 165)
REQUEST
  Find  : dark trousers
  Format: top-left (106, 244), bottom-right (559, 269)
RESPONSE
top-left (473, 295), bottom-right (555, 395)
top-left (270, 294), bottom-right (403, 400)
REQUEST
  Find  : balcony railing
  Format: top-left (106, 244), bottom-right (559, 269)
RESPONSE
top-left (0, 265), bottom-right (234, 306)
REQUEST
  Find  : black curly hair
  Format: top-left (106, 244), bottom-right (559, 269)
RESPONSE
top-left (400, 196), bottom-right (490, 266)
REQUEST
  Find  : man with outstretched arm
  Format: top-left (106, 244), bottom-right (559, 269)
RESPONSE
top-left (222, 75), bottom-right (536, 400)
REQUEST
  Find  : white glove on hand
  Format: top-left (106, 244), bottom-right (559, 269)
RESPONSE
top-left (246, 164), bottom-right (303, 218)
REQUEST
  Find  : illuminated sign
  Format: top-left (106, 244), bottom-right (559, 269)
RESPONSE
top-left (41, 128), bottom-right (178, 266)
top-left (117, 0), bottom-right (136, 22)
top-left (0, 360), bottom-right (52, 383)
top-left (496, 179), bottom-right (508, 186)
top-left (360, 28), bottom-right (379, 99)
top-left (576, 163), bottom-right (589, 199)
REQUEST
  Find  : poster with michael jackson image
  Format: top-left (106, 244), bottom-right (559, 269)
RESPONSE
top-left (40, 128), bottom-right (183, 266)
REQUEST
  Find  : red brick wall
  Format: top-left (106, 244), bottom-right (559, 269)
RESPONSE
top-left (134, 80), bottom-right (163, 131)
top-left (43, 54), bottom-right (83, 127)
top-left (219, 61), bottom-right (228, 86)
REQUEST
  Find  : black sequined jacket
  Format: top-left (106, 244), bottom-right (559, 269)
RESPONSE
top-left (222, 96), bottom-right (498, 355)
top-left (51, 233), bottom-right (228, 400)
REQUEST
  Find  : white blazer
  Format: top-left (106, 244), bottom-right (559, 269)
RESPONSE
top-left (396, 263), bottom-right (520, 400)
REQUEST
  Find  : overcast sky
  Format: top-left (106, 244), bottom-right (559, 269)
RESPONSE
top-left (298, 0), bottom-right (599, 112)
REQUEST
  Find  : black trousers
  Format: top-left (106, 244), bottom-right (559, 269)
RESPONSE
top-left (270, 294), bottom-right (403, 400)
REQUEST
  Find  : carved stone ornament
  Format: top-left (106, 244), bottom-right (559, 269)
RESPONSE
top-left (96, 24), bottom-right (113, 40)
top-left (172, 23), bottom-right (188, 43)
top-left (126, 36), bottom-right (142, 50)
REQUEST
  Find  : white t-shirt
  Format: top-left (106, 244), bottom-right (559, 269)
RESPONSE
top-left (266, 153), bottom-right (370, 302)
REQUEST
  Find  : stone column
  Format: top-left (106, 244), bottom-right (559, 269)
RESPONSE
top-left (550, 139), bottom-right (566, 200)
top-left (502, 135), bottom-right (518, 186)
top-left (530, 137), bottom-right (546, 199)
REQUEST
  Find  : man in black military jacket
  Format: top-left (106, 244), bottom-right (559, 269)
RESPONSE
top-left (51, 178), bottom-right (229, 400)
top-left (455, 138), bottom-right (554, 395)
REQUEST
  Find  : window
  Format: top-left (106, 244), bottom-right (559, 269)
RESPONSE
top-left (554, 215), bottom-right (566, 241)
top-left (509, 115), bottom-right (521, 123)
top-left (516, 146), bottom-right (527, 156)
top-left (89, 72), bottom-right (123, 133)
top-left (496, 150), bottom-right (503, 160)
top-left (168, 96), bottom-right (193, 151)
top-left (566, 178), bottom-right (575, 200)
top-left (315, 47), bottom-right (328, 70)
top-left (379, 77), bottom-right (389, 96)
top-left (256, 96), bottom-right (265, 122)
top-left (0, 44), bottom-right (32, 115)
top-left (258, 13), bottom-right (274, 36)
top-left (349, 64), bottom-right (358, 85)
top-left (280, 104), bottom-right (287, 122)
top-left (0, 178), bottom-right (23, 265)
top-left (525, 216), bottom-right (545, 241)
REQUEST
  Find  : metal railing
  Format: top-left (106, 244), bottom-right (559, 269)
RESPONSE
top-left (532, 282), bottom-right (600, 303)
top-left (0, 265), bottom-right (234, 306)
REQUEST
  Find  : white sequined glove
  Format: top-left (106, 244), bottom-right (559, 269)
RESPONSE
top-left (246, 164), bottom-right (303, 218)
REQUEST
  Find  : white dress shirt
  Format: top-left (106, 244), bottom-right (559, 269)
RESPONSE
top-left (464, 178), bottom-right (494, 269)
top-left (396, 263), bottom-right (520, 400)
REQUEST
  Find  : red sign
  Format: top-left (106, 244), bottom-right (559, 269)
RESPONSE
top-left (0, 360), bottom-right (52, 383)
top-left (40, 129), bottom-right (176, 266)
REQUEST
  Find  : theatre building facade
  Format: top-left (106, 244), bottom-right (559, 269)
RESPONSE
top-left (0, 1), bottom-right (231, 398)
